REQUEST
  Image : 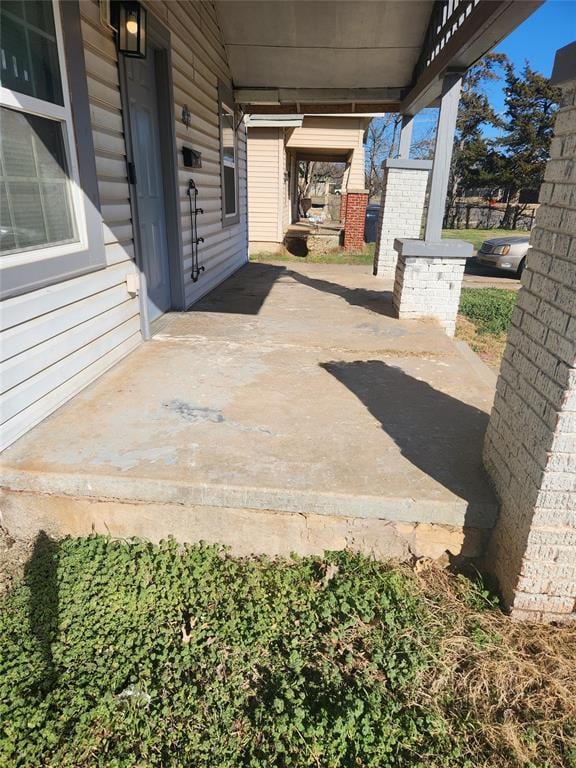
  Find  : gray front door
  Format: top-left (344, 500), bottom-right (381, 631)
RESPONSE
top-left (125, 49), bottom-right (171, 321)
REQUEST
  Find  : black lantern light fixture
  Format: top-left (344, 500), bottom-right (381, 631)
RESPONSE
top-left (117, 1), bottom-right (146, 58)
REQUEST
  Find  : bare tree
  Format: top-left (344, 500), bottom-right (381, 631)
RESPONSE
top-left (298, 160), bottom-right (317, 199)
top-left (364, 114), bottom-right (399, 199)
top-left (298, 161), bottom-right (345, 194)
top-left (411, 125), bottom-right (436, 160)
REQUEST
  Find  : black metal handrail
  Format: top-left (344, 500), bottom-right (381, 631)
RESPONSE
top-left (188, 178), bottom-right (205, 283)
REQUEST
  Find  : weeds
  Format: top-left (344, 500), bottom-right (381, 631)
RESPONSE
top-left (459, 288), bottom-right (517, 336)
top-left (0, 535), bottom-right (574, 767)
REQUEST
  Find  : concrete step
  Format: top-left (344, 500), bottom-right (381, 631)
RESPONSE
top-left (1, 480), bottom-right (494, 562)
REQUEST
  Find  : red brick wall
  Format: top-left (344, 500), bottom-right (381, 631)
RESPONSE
top-left (343, 192), bottom-right (368, 250)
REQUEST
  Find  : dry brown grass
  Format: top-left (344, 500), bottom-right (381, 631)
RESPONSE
top-left (456, 314), bottom-right (508, 371)
top-left (414, 564), bottom-right (576, 767)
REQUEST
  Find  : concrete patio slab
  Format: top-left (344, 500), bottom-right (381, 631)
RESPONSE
top-left (1, 262), bottom-right (498, 557)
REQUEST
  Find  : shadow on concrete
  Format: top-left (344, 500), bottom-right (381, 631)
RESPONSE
top-left (24, 531), bottom-right (60, 692)
top-left (190, 262), bottom-right (288, 315)
top-left (188, 261), bottom-right (395, 318)
top-left (321, 360), bottom-right (496, 527)
top-left (287, 269), bottom-right (395, 318)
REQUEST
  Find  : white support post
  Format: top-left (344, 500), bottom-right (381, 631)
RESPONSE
top-left (397, 114), bottom-right (414, 159)
top-left (424, 73), bottom-right (462, 242)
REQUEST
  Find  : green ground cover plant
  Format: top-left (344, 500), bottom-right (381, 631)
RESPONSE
top-left (1, 535), bottom-right (574, 768)
top-left (459, 288), bottom-right (517, 336)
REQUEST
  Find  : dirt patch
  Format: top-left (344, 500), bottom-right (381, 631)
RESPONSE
top-left (456, 314), bottom-right (507, 371)
top-left (0, 527), bottom-right (33, 599)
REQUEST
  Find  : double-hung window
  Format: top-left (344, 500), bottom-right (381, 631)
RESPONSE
top-left (0, 0), bottom-right (104, 299)
top-left (219, 82), bottom-right (239, 226)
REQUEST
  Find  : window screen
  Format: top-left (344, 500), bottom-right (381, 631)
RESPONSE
top-left (0, 107), bottom-right (76, 254)
top-left (1, 0), bottom-right (64, 105)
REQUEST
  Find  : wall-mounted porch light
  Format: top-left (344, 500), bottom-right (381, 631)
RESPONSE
top-left (117, 1), bottom-right (147, 58)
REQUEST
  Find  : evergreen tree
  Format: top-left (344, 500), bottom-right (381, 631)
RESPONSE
top-left (498, 62), bottom-right (560, 226)
top-left (445, 52), bottom-right (507, 226)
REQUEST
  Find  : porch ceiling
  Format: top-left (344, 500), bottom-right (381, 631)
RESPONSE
top-left (215, 1), bottom-right (432, 90)
top-left (213, 0), bottom-right (541, 114)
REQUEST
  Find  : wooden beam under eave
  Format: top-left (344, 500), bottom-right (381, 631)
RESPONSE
top-left (401, 0), bottom-right (543, 115)
top-left (295, 151), bottom-right (351, 163)
top-left (234, 87), bottom-right (404, 105)
top-left (244, 103), bottom-right (400, 115)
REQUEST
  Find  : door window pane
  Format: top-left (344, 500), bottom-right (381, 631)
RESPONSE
top-left (0, 107), bottom-right (76, 254)
top-left (0, 0), bottom-right (64, 105)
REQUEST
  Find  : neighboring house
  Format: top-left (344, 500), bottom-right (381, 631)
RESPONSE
top-left (246, 115), bottom-right (370, 252)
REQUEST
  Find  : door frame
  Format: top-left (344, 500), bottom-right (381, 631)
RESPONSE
top-left (118, 13), bottom-right (184, 339)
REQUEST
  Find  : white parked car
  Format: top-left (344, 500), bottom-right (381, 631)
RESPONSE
top-left (475, 235), bottom-right (530, 278)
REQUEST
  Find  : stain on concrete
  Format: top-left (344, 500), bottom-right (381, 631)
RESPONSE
top-left (355, 322), bottom-right (406, 338)
top-left (163, 399), bottom-right (276, 436)
top-left (164, 400), bottom-right (225, 424)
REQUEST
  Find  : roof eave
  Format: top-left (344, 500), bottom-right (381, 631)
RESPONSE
top-left (401, 0), bottom-right (544, 115)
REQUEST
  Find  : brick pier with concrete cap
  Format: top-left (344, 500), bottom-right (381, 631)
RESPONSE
top-left (0, 262), bottom-right (498, 560)
top-left (392, 238), bottom-right (473, 336)
top-left (342, 189), bottom-right (369, 251)
top-left (373, 159), bottom-right (432, 278)
top-left (483, 41), bottom-right (576, 624)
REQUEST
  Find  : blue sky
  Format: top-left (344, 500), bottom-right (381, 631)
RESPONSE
top-left (484, 0), bottom-right (576, 123)
top-left (412, 0), bottom-right (576, 144)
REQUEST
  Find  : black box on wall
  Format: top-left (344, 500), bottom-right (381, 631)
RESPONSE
top-left (183, 146), bottom-right (202, 168)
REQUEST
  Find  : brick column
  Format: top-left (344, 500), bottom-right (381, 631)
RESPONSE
top-left (342, 189), bottom-right (368, 251)
top-left (374, 159), bottom-right (431, 278)
top-left (392, 238), bottom-right (472, 336)
top-left (483, 42), bottom-right (576, 623)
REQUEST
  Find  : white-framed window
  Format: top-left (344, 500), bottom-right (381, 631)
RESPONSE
top-left (0, 0), bottom-right (104, 299)
top-left (219, 82), bottom-right (239, 226)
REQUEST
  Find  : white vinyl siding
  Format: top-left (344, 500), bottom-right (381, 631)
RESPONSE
top-left (0, 0), bottom-right (140, 451)
top-left (285, 117), bottom-right (366, 149)
top-left (348, 141), bottom-right (366, 189)
top-left (162, 0), bottom-right (248, 307)
top-left (0, 0), bottom-right (249, 451)
top-left (82, 0), bottom-right (249, 308)
top-left (247, 127), bottom-right (283, 243)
